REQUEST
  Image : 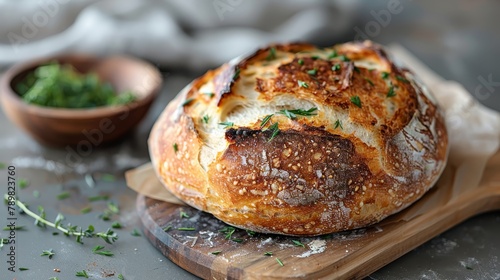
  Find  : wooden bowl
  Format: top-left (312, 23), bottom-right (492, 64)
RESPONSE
top-left (0, 54), bottom-right (162, 147)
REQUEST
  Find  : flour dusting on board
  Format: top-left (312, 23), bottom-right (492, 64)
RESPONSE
top-left (295, 239), bottom-right (327, 258)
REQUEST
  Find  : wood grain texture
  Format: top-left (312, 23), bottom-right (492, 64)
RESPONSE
top-left (137, 151), bottom-right (500, 280)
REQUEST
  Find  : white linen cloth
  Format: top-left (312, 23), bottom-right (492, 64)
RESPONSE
top-left (0, 0), bottom-right (357, 70)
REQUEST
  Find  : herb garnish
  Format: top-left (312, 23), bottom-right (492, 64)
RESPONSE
top-left (219, 121), bottom-right (234, 128)
top-left (3, 225), bottom-right (25, 231)
top-left (107, 201), bottom-right (120, 214)
top-left (231, 238), bottom-right (244, 243)
top-left (173, 143), bottom-right (178, 153)
top-left (364, 77), bottom-right (374, 86)
top-left (396, 75), bottom-right (409, 83)
top-left (339, 55), bottom-right (350, 62)
top-left (307, 69), bottom-right (317, 76)
top-left (4, 195), bottom-right (118, 244)
top-left (220, 226), bottom-right (236, 239)
top-left (202, 92), bottom-right (215, 98)
top-left (327, 50), bottom-right (338, 59)
top-left (266, 47), bottom-right (277, 61)
top-left (278, 107), bottom-right (318, 119)
top-left (41, 249), bottom-right (55, 259)
top-left (80, 206), bottom-right (92, 214)
top-left (311, 55), bottom-right (319, 60)
top-left (381, 72), bottom-right (389, 79)
top-left (246, 229), bottom-right (256, 236)
top-left (350, 96), bottom-right (362, 108)
top-left (111, 221), bottom-right (122, 229)
top-left (332, 64), bottom-right (340, 71)
top-left (56, 191), bottom-right (70, 200)
top-left (292, 240), bottom-right (305, 247)
top-left (131, 228), bottom-right (141, 237)
top-left (267, 122), bottom-right (280, 142)
top-left (163, 225), bottom-right (172, 232)
top-left (92, 245), bottom-right (114, 257)
top-left (334, 119), bottom-right (343, 129)
top-left (118, 274), bottom-right (125, 280)
top-left (177, 227), bottom-right (196, 231)
top-left (19, 267), bottom-right (29, 271)
top-left (276, 258), bottom-right (284, 266)
top-left (260, 114), bottom-right (274, 128)
top-left (181, 98), bottom-right (194, 107)
top-left (354, 66), bottom-right (360, 73)
top-left (49, 277), bottom-right (59, 280)
top-left (180, 211), bottom-right (189, 219)
top-left (211, 251), bottom-right (221, 255)
top-left (297, 59), bottom-right (304, 65)
top-left (76, 270), bottom-right (89, 278)
top-left (386, 85), bottom-right (396, 98)
top-left (297, 80), bottom-right (308, 88)
top-left (232, 68), bottom-right (240, 81)
top-left (19, 179), bottom-right (29, 189)
top-left (264, 252), bottom-right (273, 256)
top-left (202, 115), bottom-right (210, 124)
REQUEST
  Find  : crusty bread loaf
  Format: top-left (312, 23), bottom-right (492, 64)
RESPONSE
top-left (149, 41), bottom-right (448, 236)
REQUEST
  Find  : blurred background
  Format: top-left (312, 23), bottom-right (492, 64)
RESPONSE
top-left (1, 1), bottom-right (499, 279)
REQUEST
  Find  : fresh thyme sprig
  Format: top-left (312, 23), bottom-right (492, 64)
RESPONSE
top-left (5, 195), bottom-right (118, 244)
top-left (278, 107), bottom-right (318, 119)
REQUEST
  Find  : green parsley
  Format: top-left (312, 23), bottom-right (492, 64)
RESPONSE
top-left (306, 69), bottom-right (317, 76)
top-left (278, 107), bottom-right (318, 119)
top-left (131, 228), bottom-right (141, 237)
top-left (101, 173), bottom-right (115, 182)
top-left (276, 258), bottom-right (284, 266)
top-left (220, 226), bottom-right (236, 239)
top-left (386, 85), bottom-right (396, 98)
top-left (332, 64), bottom-right (341, 71)
top-left (173, 143), bottom-right (178, 153)
top-left (260, 114), bottom-right (274, 128)
top-left (202, 114), bottom-right (210, 124)
top-left (297, 80), bottom-right (308, 88)
top-left (41, 249), bottom-right (55, 259)
top-left (381, 72), bottom-right (389, 79)
top-left (267, 122), bottom-right (280, 142)
top-left (354, 66), bottom-right (360, 73)
top-left (111, 221), bottom-right (122, 229)
top-left (180, 211), bottom-right (189, 219)
top-left (292, 240), bottom-right (305, 247)
top-left (163, 225), bottom-right (172, 232)
top-left (19, 179), bottom-right (29, 189)
top-left (334, 119), bottom-right (343, 129)
top-left (218, 121), bottom-right (234, 129)
top-left (3, 225), bottom-right (25, 231)
top-left (49, 277), bottom-right (59, 280)
top-left (231, 238), bottom-right (244, 243)
top-left (19, 267), bottom-right (29, 271)
top-left (396, 75), bottom-right (409, 83)
top-left (350, 96), bottom-right (362, 108)
top-left (264, 251), bottom-right (273, 256)
top-left (118, 274), bottom-right (125, 280)
top-left (232, 68), bottom-right (240, 81)
top-left (107, 201), bottom-right (119, 214)
top-left (56, 191), bottom-right (70, 200)
top-left (311, 55), bottom-right (319, 60)
top-left (92, 245), bottom-right (114, 257)
top-left (246, 229), bottom-right (256, 236)
top-left (266, 47), bottom-right (277, 61)
top-left (364, 77), bottom-right (374, 86)
top-left (339, 55), bottom-right (350, 62)
top-left (297, 59), bottom-right (304, 65)
top-left (80, 206), bottom-right (92, 214)
top-left (202, 92), bottom-right (215, 98)
top-left (211, 251), bottom-right (222, 255)
top-left (76, 270), bottom-right (89, 278)
top-left (181, 98), bottom-right (194, 107)
top-left (177, 227), bottom-right (196, 231)
top-left (327, 50), bottom-right (338, 59)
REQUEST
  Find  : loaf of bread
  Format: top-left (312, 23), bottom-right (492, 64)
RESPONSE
top-left (149, 41), bottom-right (448, 236)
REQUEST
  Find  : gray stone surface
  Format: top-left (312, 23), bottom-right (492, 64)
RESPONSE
top-left (1, 1), bottom-right (500, 279)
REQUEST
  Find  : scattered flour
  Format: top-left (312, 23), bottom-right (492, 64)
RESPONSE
top-left (295, 239), bottom-right (327, 258)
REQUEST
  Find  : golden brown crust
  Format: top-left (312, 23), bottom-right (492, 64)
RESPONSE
top-left (149, 41), bottom-right (448, 236)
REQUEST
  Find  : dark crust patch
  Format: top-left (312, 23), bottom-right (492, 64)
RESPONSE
top-left (214, 127), bottom-right (372, 208)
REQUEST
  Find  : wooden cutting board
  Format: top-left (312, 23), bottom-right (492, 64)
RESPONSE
top-left (136, 151), bottom-right (500, 280)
